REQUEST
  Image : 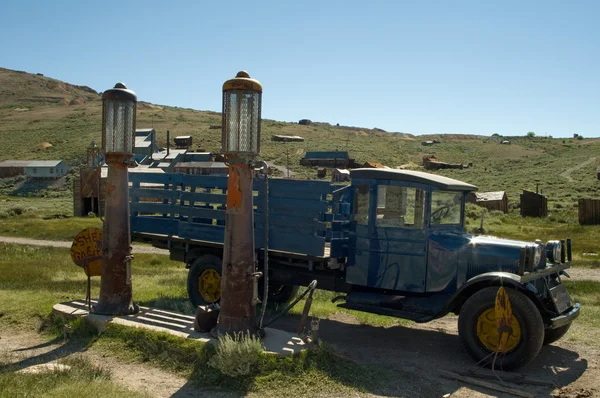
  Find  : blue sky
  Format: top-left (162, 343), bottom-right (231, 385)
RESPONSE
top-left (1, 1), bottom-right (598, 137)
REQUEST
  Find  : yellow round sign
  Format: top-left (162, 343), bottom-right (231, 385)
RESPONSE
top-left (71, 227), bottom-right (103, 277)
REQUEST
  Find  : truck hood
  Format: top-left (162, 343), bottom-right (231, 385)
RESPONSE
top-left (461, 235), bottom-right (531, 278)
top-left (470, 235), bottom-right (531, 250)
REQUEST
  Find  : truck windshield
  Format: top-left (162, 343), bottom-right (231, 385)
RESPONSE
top-left (430, 191), bottom-right (462, 225)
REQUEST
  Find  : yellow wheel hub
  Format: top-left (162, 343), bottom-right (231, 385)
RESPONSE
top-left (476, 308), bottom-right (521, 353)
top-left (198, 269), bottom-right (221, 303)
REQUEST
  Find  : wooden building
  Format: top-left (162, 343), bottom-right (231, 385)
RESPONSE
top-left (25, 160), bottom-right (69, 179)
top-left (520, 190), bottom-right (548, 217)
top-left (73, 167), bottom-right (165, 217)
top-left (73, 167), bottom-right (104, 217)
top-left (332, 168), bottom-right (350, 182)
top-left (0, 160), bottom-right (30, 178)
top-left (300, 151), bottom-right (351, 168)
top-left (578, 199), bottom-right (600, 225)
top-left (174, 161), bottom-right (228, 176)
top-left (467, 191), bottom-right (509, 213)
top-left (174, 136), bottom-right (193, 149)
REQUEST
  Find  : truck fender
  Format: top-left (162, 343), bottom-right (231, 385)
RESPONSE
top-left (446, 272), bottom-right (531, 315)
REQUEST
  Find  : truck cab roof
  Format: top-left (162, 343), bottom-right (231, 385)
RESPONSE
top-left (350, 168), bottom-right (477, 192)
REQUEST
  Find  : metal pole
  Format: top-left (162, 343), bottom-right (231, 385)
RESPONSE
top-left (93, 153), bottom-right (139, 315)
top-left (215, 160), bottom-right (257, 335)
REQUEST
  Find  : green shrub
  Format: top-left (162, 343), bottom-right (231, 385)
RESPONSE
top-left (209, 332), bottom-right (264, 377)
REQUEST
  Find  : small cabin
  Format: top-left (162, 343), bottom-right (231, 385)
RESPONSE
top-left (175, 136), bottom-right (193, 149)
top-left (25, 160), bottom-right (69, 179)
top-left (520, 190), bottom-right (548, 217)
top-left (467, 191), bottom-right (508, 213)
top-left (332, 168), bottom-right (350, 182)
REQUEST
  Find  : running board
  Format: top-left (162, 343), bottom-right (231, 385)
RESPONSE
top-left (337, 302), bottom-right (435, 323)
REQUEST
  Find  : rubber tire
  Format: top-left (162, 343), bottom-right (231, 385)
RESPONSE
top-left (186, 255), bottom-right (222, 307)
top-left (259, 282), bottom-right (299, 304)
top-left (458, 287), bottom-right (544, 370)
top-left (543, 323), bottom-right (572, 345)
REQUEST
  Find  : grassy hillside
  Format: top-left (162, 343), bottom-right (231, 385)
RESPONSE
top-left (1, 66), bottom-right (599, 224)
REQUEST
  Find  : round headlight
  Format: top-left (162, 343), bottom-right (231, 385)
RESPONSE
top-left (546, 240), bottom-right (561, 263)
top-left (533, 244), bottom-right (543, 269)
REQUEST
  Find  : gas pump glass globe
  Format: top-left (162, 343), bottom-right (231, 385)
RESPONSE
top-left (102, 83), bottom-right (137, 155)
top-left (222, 71), bottom-right (262, 156)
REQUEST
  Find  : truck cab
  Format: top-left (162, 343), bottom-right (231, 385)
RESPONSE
top-left (337, 168), bottom-right (579, 369)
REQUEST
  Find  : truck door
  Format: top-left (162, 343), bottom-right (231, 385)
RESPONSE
top-left (347, 182), bottom-right (428, 292)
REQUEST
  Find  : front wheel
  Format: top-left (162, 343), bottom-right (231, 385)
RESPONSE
top-left (544, 323), bottom-right (572, 345)
top-left (458, 287), bottom-right (544, 370)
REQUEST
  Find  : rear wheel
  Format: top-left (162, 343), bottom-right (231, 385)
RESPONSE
top-left (187, 255), bottom-right (222, 307)
top-left (259, 282), bottom-right (299, 305)
top-left (458, 287), bottom-right (544, 370)
top-left (543, 323), bottom-right (572, 345)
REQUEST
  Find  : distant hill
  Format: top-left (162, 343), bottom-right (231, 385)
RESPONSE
top-left (0, 66), bottom-right (598, 221)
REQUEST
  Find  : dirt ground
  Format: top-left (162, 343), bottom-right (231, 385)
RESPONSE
top-left (1, 237), bottom-right (598, 396)
top-left (1, 313), bottom-right (598, 398)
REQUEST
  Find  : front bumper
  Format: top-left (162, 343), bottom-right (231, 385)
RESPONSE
top-left (549, 303), bottom-right (580, 329)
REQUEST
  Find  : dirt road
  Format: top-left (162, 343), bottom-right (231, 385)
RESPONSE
top-left (0, 236), bottom-right (168, 255)
top-left (560, 157), bottom-right (597, 182)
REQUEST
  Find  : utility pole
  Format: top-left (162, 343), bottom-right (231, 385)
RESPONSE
top-left (214, 71), bottom-right (262, 336)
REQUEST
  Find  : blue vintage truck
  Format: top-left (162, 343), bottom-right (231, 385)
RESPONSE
top-left (130, 167), bottom-right (579, 369)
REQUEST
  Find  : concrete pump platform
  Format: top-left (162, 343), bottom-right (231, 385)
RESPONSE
top-left (52, 300), bottom-right (306, 356)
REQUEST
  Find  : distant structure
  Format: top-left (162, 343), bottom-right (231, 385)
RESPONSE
top-left (300, 151), bottom-right (353, 168)
top-left (317, 168), bottom-right (327, 178)
top-left (272, 135), bottom-right (304, 142)
top-left (421, 139), bottom-right (440, 146)
top-left (174, 161), bottom-right (228, 176)
top-left (501, 140), bottom-right (511, 145)
top-left (134, 129), bottom-right (159, 165)
top-left (174, 135), bottom-right (193, 149)
top-left (520, 190), bottom-right (548, 217)
top-left (423, 155), bottom-right (471, 170)
top-left (25, 160), bottom-right (69, 179)
top-left (0, 160), bottom-right (30, 178)
top-left (298, 119), bottom-right (312, 125)
top-left (579, 199), bottom-right (600, 225)
top-left (332, 168), bottom-right (350, 182)
top-left (467, 191), bottom-right (508, 214)
top-left (362, 161), bottom-right (386, 169)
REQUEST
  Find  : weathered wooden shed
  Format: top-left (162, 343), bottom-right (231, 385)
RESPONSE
top-left (0, 160), bottom-right (30, 178)
top-left (467, 191), bottom-right (509, 213)
top-left (174, 136), bottom-right (193, 149)
top-left (25, 160), bottom-right (69, 179)
top-left (578, 198), bottom-right (600, 225)
top-left (332, 168), bottom-right (350, 182)
top-left (520, 190), bottom-right (548, 217)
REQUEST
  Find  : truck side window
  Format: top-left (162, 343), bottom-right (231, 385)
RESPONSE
top-left (431, 191), bottom-right (462, 225)
top-left (376, 186), bottom-right (425, 228)
top-left (353, 184), bottom-right (370, 225)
